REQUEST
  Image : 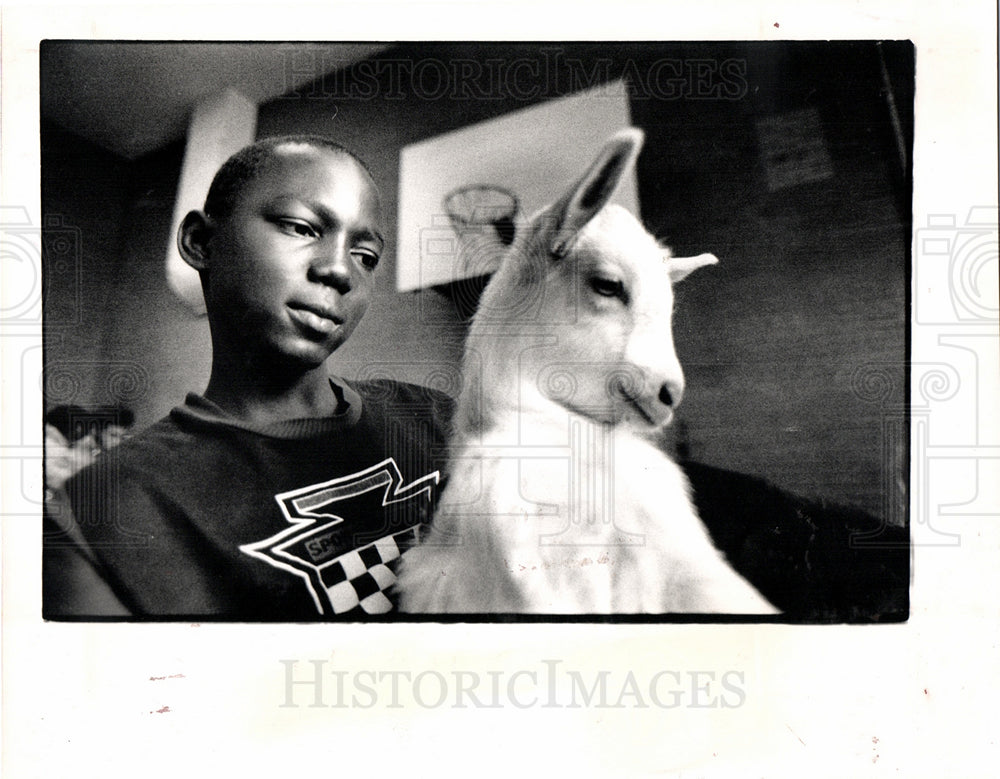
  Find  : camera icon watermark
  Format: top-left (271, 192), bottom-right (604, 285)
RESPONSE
top-left (2, 207), bottom-right (47, 523)
top-left (43, 214), bottom-right (84, 327)
top-left (2, 207), bottom-right (83, 328)
top-left (1, 206), bottom-right (44, 325)
top-left (914, 206), bottom-right (998, 325)
top-left (417, 214), bottom-right (518, 324)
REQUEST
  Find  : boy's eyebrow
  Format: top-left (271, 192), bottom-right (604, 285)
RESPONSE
top-left (358, 226), bottom-right (386, 249)
top-left (276, 195), bottom-right (385, 248)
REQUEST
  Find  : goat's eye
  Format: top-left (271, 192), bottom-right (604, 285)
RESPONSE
top-left (589, 276), bottom-right (626, 300)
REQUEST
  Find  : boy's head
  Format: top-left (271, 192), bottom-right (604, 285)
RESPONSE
top-left (201, 135), bottom-right (377, 223)
top-left (178, 135), bottom-right (384, 369)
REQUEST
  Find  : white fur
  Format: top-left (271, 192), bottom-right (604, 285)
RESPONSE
top-left (397, 129), bottom-right (777, 614)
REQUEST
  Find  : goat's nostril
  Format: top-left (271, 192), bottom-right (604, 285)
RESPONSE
top-left (658, 384), bottom-right (674, 407)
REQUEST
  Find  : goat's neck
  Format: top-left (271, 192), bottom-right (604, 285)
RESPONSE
top-left (454, 355), bottom-right (603, 445)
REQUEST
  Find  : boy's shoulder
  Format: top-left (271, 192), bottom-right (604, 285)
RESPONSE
top-left (349, 377), bottom-right (456, 418)
top-left (62, 408), bottom-right (197, 495)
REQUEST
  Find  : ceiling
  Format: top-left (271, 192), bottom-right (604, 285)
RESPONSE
top-left (40, 42), bottom-right (389, 160)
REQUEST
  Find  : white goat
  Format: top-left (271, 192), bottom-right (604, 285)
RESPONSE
top-left (398, 129), bottom-right (777, 614)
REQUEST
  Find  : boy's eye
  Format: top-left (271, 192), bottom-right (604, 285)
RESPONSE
top-left (352, 249), bottom-right (380, 270)
top-left (277, 218), bottom-right (319, 238)
top-left (589, 276), bottom-right (627, 301)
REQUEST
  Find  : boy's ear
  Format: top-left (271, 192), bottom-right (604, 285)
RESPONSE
top-left (177, 210), bottom-right (215, 271)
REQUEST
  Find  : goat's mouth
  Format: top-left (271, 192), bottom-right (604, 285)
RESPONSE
top-left (612, 380), bottom-right (671, 429)
top-left (626, 395), bottom-right (672, 429)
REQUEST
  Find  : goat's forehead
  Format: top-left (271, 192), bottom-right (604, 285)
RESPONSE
top-left (575, 206), bottom-right (668, 270)
top-left (583, 205), bottom-right (655, 238)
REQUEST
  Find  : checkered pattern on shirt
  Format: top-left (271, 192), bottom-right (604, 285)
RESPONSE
top-left (317, 525), bottom-right (422, 614)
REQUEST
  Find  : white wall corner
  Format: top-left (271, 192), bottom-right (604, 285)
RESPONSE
top-left (166, 89), bottom-right (258, 315)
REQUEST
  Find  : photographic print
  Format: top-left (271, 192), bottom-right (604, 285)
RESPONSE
top-left (39, 41), bottom-right (911, 622)
top-left (3, 6), bottom-right (997, 777)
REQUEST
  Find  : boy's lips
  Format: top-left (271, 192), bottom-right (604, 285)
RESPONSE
top-left (287, 302), bottom-right (344, 334)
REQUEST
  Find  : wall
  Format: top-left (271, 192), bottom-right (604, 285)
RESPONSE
top-left (42, 122), bottom-right (131, 411)
top-left (256, 41), bottom-right (910, 520)
top-left (43, 42), bottom-right (910, 521)
top-left (100, 140), bottom-right (214, 427)
top-left (43, 126), bottom-right (213, 427)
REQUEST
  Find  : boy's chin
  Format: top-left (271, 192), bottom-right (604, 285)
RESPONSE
top-left (292, 346), bottom-right (339, 370)
top-left (263, 340), bottom-right (339, 372)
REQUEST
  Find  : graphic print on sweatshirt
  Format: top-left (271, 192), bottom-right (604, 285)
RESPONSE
top-left (240, 458), bottom-right (440, 615)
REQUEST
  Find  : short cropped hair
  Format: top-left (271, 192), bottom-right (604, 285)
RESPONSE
top-left (203, 134), bottom-right (374, 221)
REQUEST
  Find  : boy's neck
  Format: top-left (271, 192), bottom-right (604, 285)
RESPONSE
top-left (202, 363), bottom-right (344, 426)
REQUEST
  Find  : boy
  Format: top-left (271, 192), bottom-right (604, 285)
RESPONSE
top-left (45, 136), bottom-right (453, 619)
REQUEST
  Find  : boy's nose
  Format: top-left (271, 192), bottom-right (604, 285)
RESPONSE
top-left (309, 243), bottom-right (352, 293)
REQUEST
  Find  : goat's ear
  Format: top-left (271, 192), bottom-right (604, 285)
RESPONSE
top-left (668, 252), bottom-right (718, 282)
top-left (550, 128), bottom-right (644, 258)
